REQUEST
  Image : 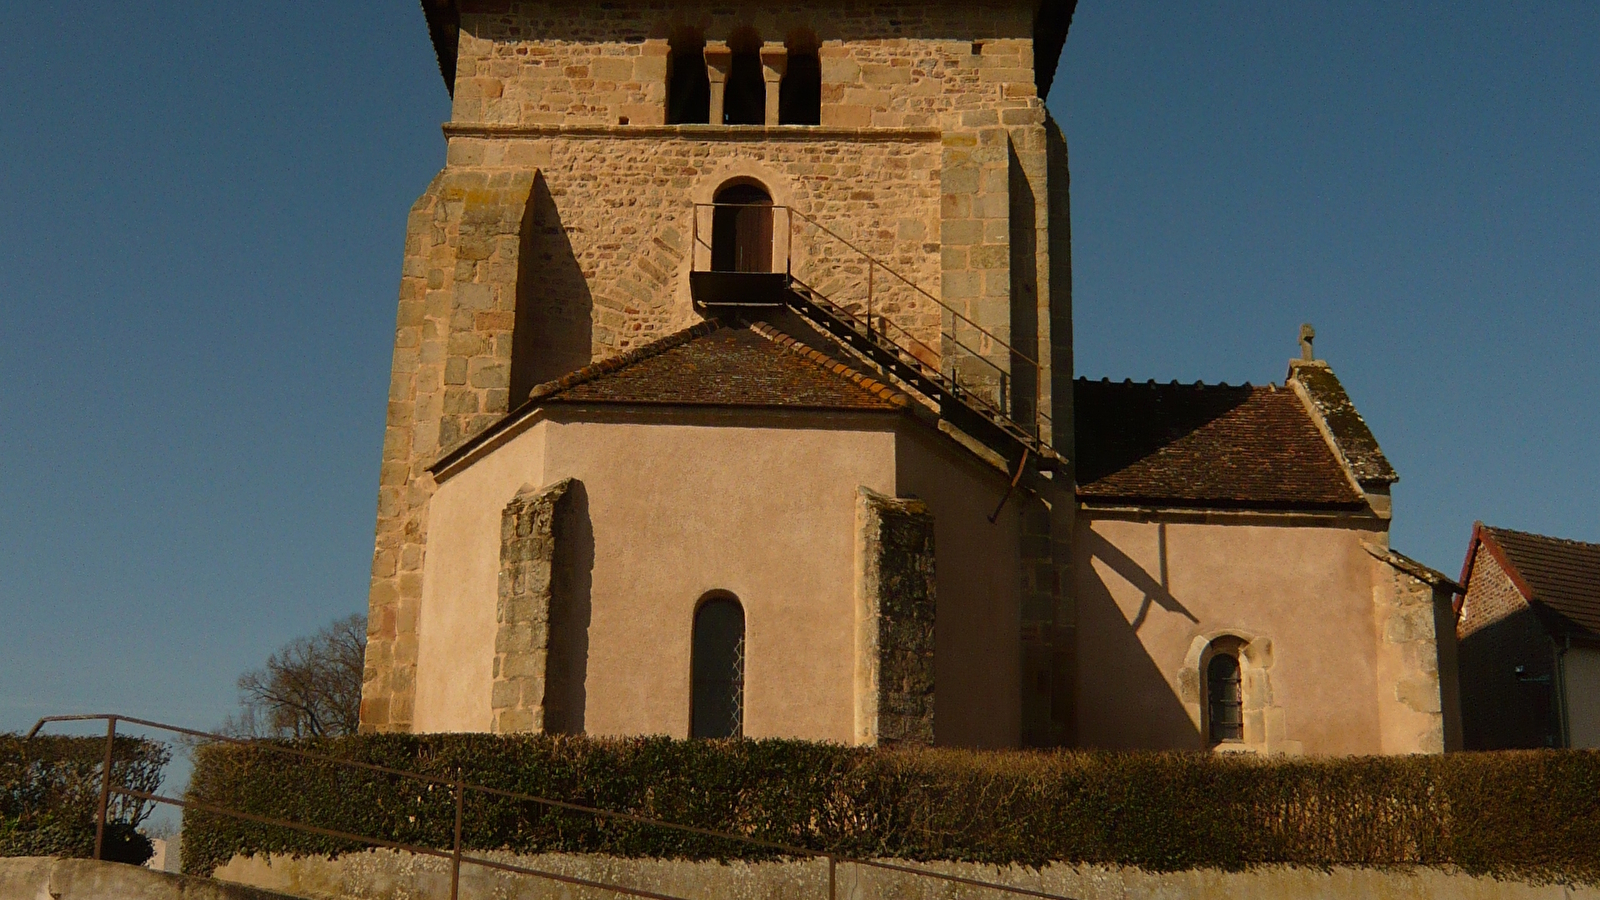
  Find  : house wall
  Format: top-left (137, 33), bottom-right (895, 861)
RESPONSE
top-left (1074, 513), bottom-right (1392, 755)
top-left (1456, 545), bottom-right (1559, 749)
top-left (1562, 645), bottom-right (1600, 749)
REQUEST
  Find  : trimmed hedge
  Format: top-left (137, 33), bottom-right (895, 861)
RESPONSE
top-left (1, 734), bottom-right (169, 864)
top-left (185, 734), bottom-right (1600, 882)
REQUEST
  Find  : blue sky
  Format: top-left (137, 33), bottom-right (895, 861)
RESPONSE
top-left (1, 2), bottom-right (1596, 739)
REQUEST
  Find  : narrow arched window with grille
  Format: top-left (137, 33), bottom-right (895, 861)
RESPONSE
top-left (691, 594), bottom-right (745, 739)
top-left (1207, 651), bottom-right (1244, 744)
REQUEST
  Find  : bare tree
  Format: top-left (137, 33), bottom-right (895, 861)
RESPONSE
top-left (226, 613), bottom-right (367, 739)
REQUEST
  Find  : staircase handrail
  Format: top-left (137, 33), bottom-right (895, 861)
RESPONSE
top-left (788, 272), bottom-right (1055, 442)
top-left (783, 205), bottom-right (1045, 371)
top-left (691, 202), bottom-right (1055, 440)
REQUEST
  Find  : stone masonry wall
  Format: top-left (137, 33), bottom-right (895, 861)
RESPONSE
top-left (363, 168), bottom-right (539, 732)
top-left (1371, 564), bottom-right (1450, 754)
top-left (855, 487), bottom-right (936, 747)
top-left (492, 478), bottom-right (576, 734)
top-left (451, 2), bottom-right (1038, 130)
top-left (445, 132), bottom-right (948, 354)
top-left (450, 0), bottom-right (1050, 396)
top-left (212, 849), bottom-right (1600, 900)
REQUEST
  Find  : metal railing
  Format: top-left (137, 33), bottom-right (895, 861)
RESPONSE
top-left (690, 202), bottom-right (1054, 445)
top-left (27, 713), bottom-right (1078, 900)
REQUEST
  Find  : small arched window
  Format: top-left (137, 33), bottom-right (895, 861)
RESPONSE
top-left (723, 30), bottom-right (766, 126)
top-left (711, 182), bottom-right (773, 273)
top-left (779, 32), bottom-right (821, 125)
top-left (1207, 651), bottom-right (1244, 744)
top-left (667, 30), bottom-right (710, 125)
top-left (691, 594), bottom-right (745, 739)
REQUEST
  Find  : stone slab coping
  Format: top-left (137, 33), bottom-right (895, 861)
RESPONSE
top-left (211, 849), bottom-right (1600, 900)
top-left (0, 857), bottom-right (307, 900)
top-left (442, 122), bottom-right (945, 142)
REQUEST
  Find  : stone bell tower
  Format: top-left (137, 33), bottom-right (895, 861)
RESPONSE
top-left (363, 0), bottom-right (1078, 745)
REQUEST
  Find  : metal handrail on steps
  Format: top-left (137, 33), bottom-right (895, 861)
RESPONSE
top-left (689, 202), bottom-right (1057, 458)
top-left (27, 713), bottom-right (1078, 900)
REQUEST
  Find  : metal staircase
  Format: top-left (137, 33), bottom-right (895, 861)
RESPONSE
top-left (783, 278), bottom-right (1058, 468)
top-left (690, 203), bottom-right (1061, 470)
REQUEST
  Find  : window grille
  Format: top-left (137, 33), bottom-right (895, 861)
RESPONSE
top-left (691, 596), bottom-right (745, 739)
top-left (1207, 652), bottom-right (1244, 743)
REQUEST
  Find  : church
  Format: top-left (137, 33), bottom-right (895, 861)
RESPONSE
top-left (360, 0), bottom-right (1462, 756)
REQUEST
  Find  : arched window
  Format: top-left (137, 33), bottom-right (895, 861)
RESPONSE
top-left (1207, 651), bottom-right (1244, 744)
top-left (691, 594), bottom-right (745, 739)
top-left (779, 32), bottom-right (821, 125)
top-left (711, 182), bottom-right (773, 273)
top-left (667, 30), bottom-right (710, 125)
top-left (722, 30), bottom-right (765, 125)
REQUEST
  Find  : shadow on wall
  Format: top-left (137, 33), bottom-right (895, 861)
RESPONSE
top-left (545, 480), bottom-right (595, 734)
top-left (1458, 607), bottom-right (1559, 750)
top-left (1008, 139), bottom-right (1038, 428)
top-left (511, 173), bottom-right (594, 405)
top-left (1075, 526), bottom-right (1202, 749)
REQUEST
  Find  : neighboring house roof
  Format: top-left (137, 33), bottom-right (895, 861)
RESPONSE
top-left (1073, 378), bottom-right (1368, 511)
top-left (431, 318), bottom-right (908, 474)
top-left (417, 1), bottom-right (1078, 98)
top-left (1463, 523), bottom-right (1600, 639)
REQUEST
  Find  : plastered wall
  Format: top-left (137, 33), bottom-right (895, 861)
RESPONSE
top-left (415, 409), bottom-right (898, 739)
top-left (1074, 515), bottom-right (1396, 755)
top-left (895, 426), bottom-right (1023, 747)
top-left (411, 406), bottom-right (1022, 746)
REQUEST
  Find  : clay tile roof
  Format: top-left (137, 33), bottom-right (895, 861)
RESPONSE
top-left (1481, 526), bottom-right (1600, 638)
top-left (528, 318), bottom-right (909, 411)
top-left (1074, 378), bottom-right (1366, 510)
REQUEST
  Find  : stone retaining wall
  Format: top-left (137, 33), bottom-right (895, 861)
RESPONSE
top-left (0, 857), bottom-right (297, 900)
top-left (211, 850), bottom-right (1598, 900)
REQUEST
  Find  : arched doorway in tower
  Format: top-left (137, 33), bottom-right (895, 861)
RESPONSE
top-left (711, 182), bottom-right (773, 273)
top-left (690, 592), bottom-right (745, 739)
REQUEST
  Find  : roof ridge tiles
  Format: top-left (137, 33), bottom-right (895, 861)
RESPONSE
top-left (747, 320), bottom-right (910, 407)
top-left (1074, 375), bottom-right (1276, 392)
top-left (1484, 524), bottom-right (1600, 550)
